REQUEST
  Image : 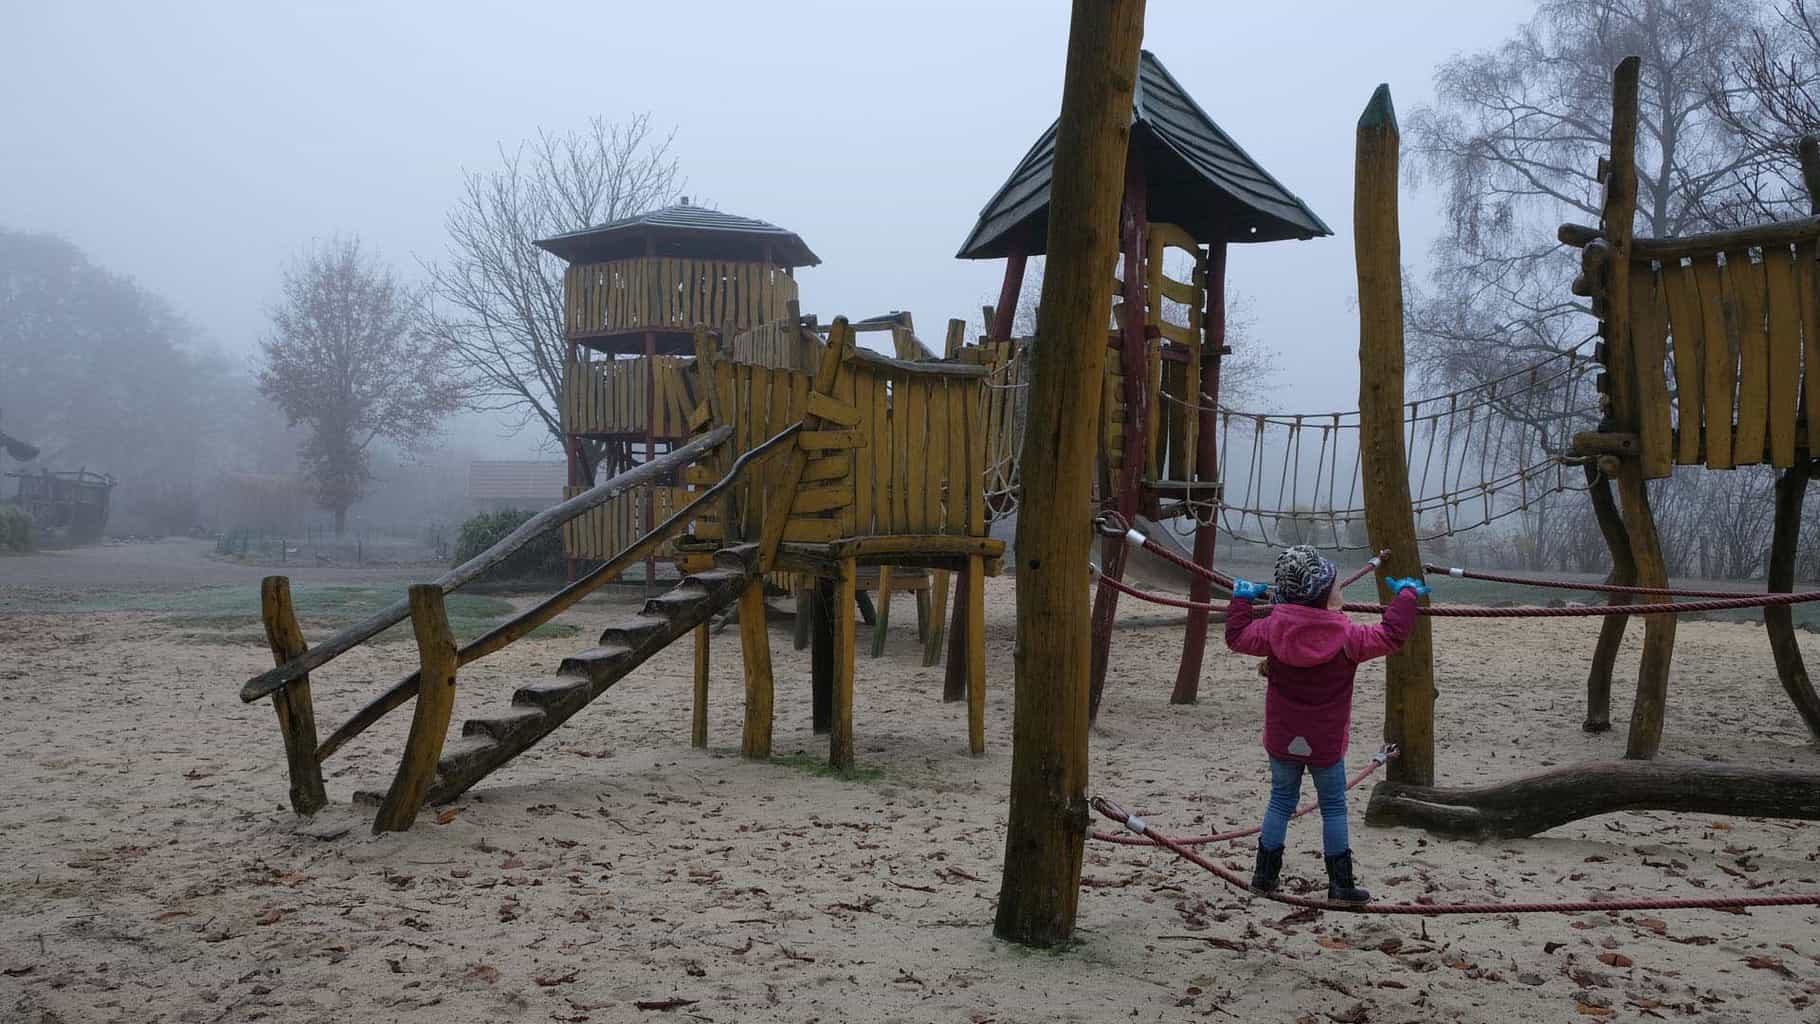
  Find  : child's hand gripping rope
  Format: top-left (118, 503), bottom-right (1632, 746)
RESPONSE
top-left (1385, 576), bottom-right (1430, 597)
top-left (1231, 578), bottom-right (1270, 601)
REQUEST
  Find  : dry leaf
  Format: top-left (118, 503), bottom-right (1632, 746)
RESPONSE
top-left (1745, 956), bottom-right (1796, 978)
top-left (1575, 1004), bottom-right (1614, 1018)
top-left (1598, 952), bottom-right (1633, 968)
top-left (434, 808), bottom-right (463, 825)
top-left (634, 997), bottom-right (699, 1011)
top-left (1635, 917), bottom-right (1667, 935)
top-left (535, 969), bottom-right (580, 987)
top-left (466, 964), bottom-right (499, 985)
top-left (1326, 1003), bottom-right (1370, 1023)
top-left (254, 908), bottom-right (284, 926)
top-left (1317, 936), bottom-right (1352, 950)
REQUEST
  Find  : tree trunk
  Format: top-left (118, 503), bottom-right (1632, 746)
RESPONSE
top-left (994, 0), bottom-right (1146, 950)
top-left (1354, 84), bottom-right (1436, 787)
top-left (1366, 761), bottom-right (1820, 840)
top-left (333, 505), bottom-right (348, 536)
top-left (1766, 461), bottom-right (1820, 740)
top-left (1583, 462), bottom-right (1635, 734)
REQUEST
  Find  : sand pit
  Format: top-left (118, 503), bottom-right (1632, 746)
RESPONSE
top-left (4, 573), bottom-right (1820, 1023)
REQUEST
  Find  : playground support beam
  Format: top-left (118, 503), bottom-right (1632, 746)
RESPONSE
top-left (1354, 84), bottom-right (1436, 787)
top-left (994, 0), bottom-right (1146, 949)
top-left (1170, 241), bottom-right (1227, 705)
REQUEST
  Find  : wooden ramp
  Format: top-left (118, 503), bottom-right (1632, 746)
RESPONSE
top-left (386, 544), bottom-right (761, 806)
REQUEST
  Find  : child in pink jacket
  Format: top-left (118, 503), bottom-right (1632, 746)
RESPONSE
top-left (1225, 544), bottom-right (1425, 902)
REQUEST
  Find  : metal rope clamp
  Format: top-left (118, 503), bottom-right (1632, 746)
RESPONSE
top-left (1372, 743), bottom-right (1400, 765)
top-left (1092, 509), bottom-right (1132, 538)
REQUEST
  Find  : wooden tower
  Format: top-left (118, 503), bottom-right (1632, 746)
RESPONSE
top-left (536, 202), bottom-right (819, 572)
top-left (957, 50), bottom-right (1332, 708)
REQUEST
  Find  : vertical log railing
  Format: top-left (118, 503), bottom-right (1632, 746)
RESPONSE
top-left (1355, 83), bottom-right (1437, 787)
top-left (372, 586), bottom-right (460, 833)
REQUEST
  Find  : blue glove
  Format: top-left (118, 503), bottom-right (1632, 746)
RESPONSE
top-left (1386, 576), bottom-right (1430, 597)
top-left (1231, 578), bottom-right (1269, 601)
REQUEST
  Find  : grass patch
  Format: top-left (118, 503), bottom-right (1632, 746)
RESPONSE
top-left (770, 751), bottom-right (885, 784)
top-left (67, 584), bottom-right (578, 643)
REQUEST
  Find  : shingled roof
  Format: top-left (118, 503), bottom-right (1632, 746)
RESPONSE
top-left (537, 202), bottom-right (819, 267)
top-left (957, 51), bottom-right (1331, 259)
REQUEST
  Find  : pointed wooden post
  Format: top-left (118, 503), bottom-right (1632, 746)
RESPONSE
top-left (994, 0), bottom-right (1146, 949)
top-left (372, 585), bottom-right (459, 833)
top-left (260, 576), bottom-right (327, 815)
top-left (1355, 84), bottom-right (1436, 786)
top-left (737, 582), bottom-right (775, 757)
top-left (691, 622), bottom-right (711, 749)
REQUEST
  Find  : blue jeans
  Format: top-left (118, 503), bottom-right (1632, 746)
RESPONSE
top-left (1260, 757), bottom-right (1349, 855)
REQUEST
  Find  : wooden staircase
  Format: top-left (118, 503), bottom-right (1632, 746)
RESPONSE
top-left (414, 543), bottom-right (761, 805)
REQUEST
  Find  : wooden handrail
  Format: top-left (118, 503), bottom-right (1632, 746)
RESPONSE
top-left (239, 426), bottom-right (733, 704)
top-left (311, 422), bottom-right (804, 763)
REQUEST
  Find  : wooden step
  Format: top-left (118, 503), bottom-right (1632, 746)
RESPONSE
top-left (418, 545), bottom-right (760, 806)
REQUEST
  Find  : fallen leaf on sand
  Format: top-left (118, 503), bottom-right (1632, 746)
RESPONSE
top-left (1598, 952), bottom-right (1633, 968)
top-left (1575, 1004), bottom-right (1614, 1018)
top-left (634, 997), bottom-right (699, 1011)
top-left (465, 964), bottom-right (499, 985)
top-left (434, 808), bottom-right (463, 825)
top-left (254, 908), bottom-right (284, 926)
top-left (536, 969), bottom-right (580, 987)
top-left (1635, 917), bottom-right (1667, 935)
top-left (1325, 1003), bottom-right (1370, 1023)
top-left (1317, 936), bottom-right (1351, 950)
top-left (1744, 956), bottom-right (1796, 978)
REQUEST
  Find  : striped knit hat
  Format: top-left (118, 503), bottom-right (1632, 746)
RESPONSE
top-left (1273, 544), bottom-right (1336, 606)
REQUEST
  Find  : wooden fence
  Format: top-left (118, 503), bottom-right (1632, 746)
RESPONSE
top-left (561, 483), bottom-right (690, 561)
top-left (562, 355), bottom-right (697, 438)
top-left (1622, 223), bottom-right (1820, 476)
top-left (563, 257), bottom-right (798, 338)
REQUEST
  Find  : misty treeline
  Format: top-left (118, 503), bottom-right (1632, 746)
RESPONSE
top-left (1404, 0), bottom-right (1820, 582)
top-left (0, 115), bottom-right (681, 538)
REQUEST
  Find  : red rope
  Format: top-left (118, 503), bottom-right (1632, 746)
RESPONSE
top-left (1090, 797), bottom-right (1820, 916)
top-left (1090, 755), bottom-right (1389, 846)
top-left (1106, 534), bottom-right (1820, 618)
top-left (1423, 563), bottom-right (1761, 598)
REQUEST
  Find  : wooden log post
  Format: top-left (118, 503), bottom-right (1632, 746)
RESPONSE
top-left (1084, 136), bottom-right (1150, 724)
top-left (994, 0), bottom-right (1146, 949)
top-left (942, 578), bottom-right (970, 702)
top-left (1355, 84), bottom-right (1437, 787)
top-left (1366, 761), bottom-right (1820, 840)
top-left (1764, 135), bottom-right (1820, 743)
top-left (922, 319), bottom-right (968, 670)
top-left (1581, 463), bottom-right (1637, 733)
top-left (1602, 57), bottom-right (1678, 760)
top-left (737, 581), bottom-right (775, 757)
top-left (964, 554), bottom-right (987, 755)
top-left (260, 577), bottom-right (327, 815)
top-left (924, 562), bottom-right (952, 670)
top-left (869, 566), bottom-right (895, 657)
top-left (830, 559), bottom-right (859, 770)
top-left (372, 585), bottom-right (459, 833)
top-left (1170, 241), bottom-right (1226, 705)
top-left (811, 576), bottom-right (834, 734)
top-left (692, 623), bottom-right (711, 749)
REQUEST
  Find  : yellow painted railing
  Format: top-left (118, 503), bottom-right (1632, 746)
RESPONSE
top-left (562, 355), bottom-right (697, 438)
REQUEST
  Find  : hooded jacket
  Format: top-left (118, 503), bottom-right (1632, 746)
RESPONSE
top-left (1224, 590), bottom-right (1419, 766)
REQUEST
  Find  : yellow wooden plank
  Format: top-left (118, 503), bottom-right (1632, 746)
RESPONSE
top-left (945, 378), bottom-right (967, 535)
top-left (1800, 241), bottom-right (1820, 440)
top-left (854, 370), bottom-right (875, 536)
top-left (875, 372), bottom-right (896, 534)
top-left (1729, 253), bottom-right (1770, 465)
top-left (1659, 259), bottom-right (1706, 465)
top-left (1154, 321), bottom-right (1197, 347)
top-left (803, 456), bottom-right (851, 483)
top-left (805, 390), bottom-right (861, 427)
top-left (904, 379), bottom-right (928, 531)
top-left (799, 429), bottom-right (867, 450)
top-left (1628, 264), bottom-right (1673, 479)
top-left (693, 521), bottom-right (726, 541)
top-left (683, 465), bottom-right (720, 486)
top-left (1692, 257), bottom-right (1734, 469)
top-left (923, 380), bottom-right (947, 532)
top-left (1763, 244), bottom-right (1803, 468)
top-left (781, 517), bottom-right (844, 544)
top-left (965, 371), bottom-right (985, 536)
top-left (790, 485), bottom-right (852, 515)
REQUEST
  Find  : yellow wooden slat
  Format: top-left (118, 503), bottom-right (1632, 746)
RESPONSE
top-left (1659, 260), bottom-right (1706, 465)
top-left (1763, 244), bottom-right (1803, 468)
top-left (803, 455), bottom-right (851, 483)
top-left (799, 429), bottom-right (866, 450)
top-left (1800, 241), bottom-right (1820, 440)
top-left (1730, 253), bottom-right (1771, 465)
top-left (781, 517), bottom-right (843, 544)
top-left (805, 390), bottom-right (861, 427)
top-left (924, 380), bottom-right (949, 533)
top-left (1155, 275), bottom-right (1201, 306)
top-left (944, 378), bottom-right (967, 535)
top-left (1692, 257), bottom-right (1735, 469)
top-left (790, 485), bottom-right (852, 515)
top-left (853, 369), bottom-right (875, 536)
top-left (903, 379), bottom-right (928, 531)
top-left (965, 371), bottom-right (985, 536)
top-left (1628, 264), bottom-right (1673, 479)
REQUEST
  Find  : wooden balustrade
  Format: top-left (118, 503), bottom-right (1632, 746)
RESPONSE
top-left (562, 355), bottom-right (697, 437)
top-left (563, 257), bottom-right (798, 339)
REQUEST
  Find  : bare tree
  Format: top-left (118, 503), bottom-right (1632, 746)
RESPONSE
top-left (258, 236), bottom-right (460, 533)
top-left (422, 115), bottom-right (680, 477)
top-left (1711, 0), bottom-right (1820, 221)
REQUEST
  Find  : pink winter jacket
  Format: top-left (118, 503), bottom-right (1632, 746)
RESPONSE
top-left (1224, 590), bottom-right (1419, 767)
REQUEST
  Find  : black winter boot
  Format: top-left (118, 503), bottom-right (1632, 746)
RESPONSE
top-left (1250, 846), bottom-right (1284, 893)
top-left (1324, 850), bottom-right (1371, 903)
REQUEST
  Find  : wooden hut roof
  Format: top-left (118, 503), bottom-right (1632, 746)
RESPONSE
top-left (957, 50), bottom-right (1331, 259)
top-left (536, 203), bottom-right (820, 267)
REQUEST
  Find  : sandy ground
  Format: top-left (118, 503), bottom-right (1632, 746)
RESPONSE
top-left (4, 561), bottom-right (1820, 1023)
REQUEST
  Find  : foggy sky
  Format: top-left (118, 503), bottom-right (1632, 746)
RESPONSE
top-left (1, 1), bottom-right (1532, 458)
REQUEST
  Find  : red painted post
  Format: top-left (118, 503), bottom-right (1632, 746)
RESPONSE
top-left (1086, 147), bottom-right (1147, 722)
top-left (1170, 241), bottom-right (1226, 704)
top-left (991, 240), bottom-right (1029, 340)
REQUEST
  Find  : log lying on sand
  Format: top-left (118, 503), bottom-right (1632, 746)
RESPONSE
top-left (1365, 761), bottom-right (1820, 840)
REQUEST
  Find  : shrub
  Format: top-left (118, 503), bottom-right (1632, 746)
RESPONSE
top-left (0, 505), bottom-right (33, 552)
top-left (452, 508), bottom-right (563, 583)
